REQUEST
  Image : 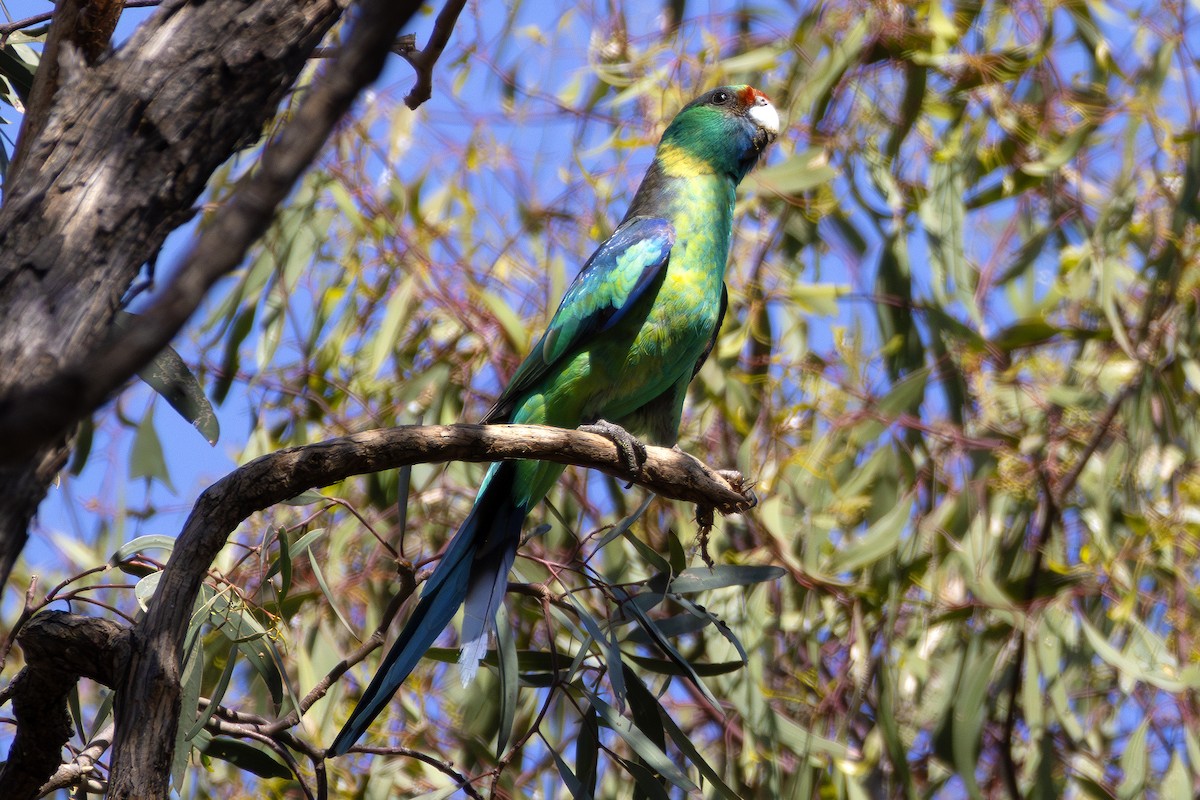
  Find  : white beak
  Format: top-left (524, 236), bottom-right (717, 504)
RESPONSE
top-left (749, 96), bottom-right (780, 140)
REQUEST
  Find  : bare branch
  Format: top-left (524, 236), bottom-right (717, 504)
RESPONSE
top-left (108, 421), bottom-right (751, 797)
top-left (0, 420), bottom-right (750, 797)
top-left (0, 613), bottom-right (130, 800)
top-left (349, 746), bottom-right (484, 799)
top-left (36, 721), bottom-right (114, 798)
top-left (262, 560), bottom-right (419, 735)
top-left (397, 0), bottom-right (467, 109)
top-left (0, 2), bottom-right (161, 42)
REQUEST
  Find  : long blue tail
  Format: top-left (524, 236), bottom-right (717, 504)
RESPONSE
top-left (328, 462), bottom-right (526, 756)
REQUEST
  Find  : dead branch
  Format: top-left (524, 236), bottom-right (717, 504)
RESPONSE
top-left (397, 0), bottom-right (468, 109)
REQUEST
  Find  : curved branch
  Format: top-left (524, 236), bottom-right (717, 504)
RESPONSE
top-left (197, 423), bottom-right (753, 523)
top-left (0, 613), bottom-right (129, 800)
top-left (398, 0), bottom-right (467, 109)
top-left (0, 1), bottom-right (161, 43)
top-left (0, 423), bottom-right (754, 797)
top-left (109, 421), bottom-right (754, 797)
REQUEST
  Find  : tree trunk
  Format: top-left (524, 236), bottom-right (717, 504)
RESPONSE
top-left (0, 0), bottom-right (343, 591)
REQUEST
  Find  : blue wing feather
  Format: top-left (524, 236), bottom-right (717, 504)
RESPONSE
top-left (482, 216), bottom-right (674, 423)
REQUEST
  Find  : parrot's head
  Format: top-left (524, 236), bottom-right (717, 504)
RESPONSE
top-left (656, 85), bottom-right (780, 182)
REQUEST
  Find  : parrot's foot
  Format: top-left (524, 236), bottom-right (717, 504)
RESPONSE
top-left (581, 419), bottom-right (648, 482)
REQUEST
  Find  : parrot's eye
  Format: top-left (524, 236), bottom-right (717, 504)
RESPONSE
top-left (711, 90), bottom-right (730, 105)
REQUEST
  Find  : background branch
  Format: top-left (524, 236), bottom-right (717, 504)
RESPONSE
top-left (398, 0), bottom-right (467, 109)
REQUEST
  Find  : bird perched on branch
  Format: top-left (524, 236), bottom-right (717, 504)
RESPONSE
top-left (329, 85), bottom-right (779, 756)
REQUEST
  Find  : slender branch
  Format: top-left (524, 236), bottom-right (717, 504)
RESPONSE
top-left (261, 560), bottom-right (419, 735)
top-left (1051, 381), bottom-right (1137, 505)
top-left (397, 0), bottom-right (467, 109)
top-left (353, 746), bottom-right (484, 799)
top-left (0, 1), bottom-right (160, 42)
top-left (36, 721), bottom-right (114, 798)
top-left (205, 718), bottom-right (317, 800)
top-left (0, 576), bottom-right (38, 673)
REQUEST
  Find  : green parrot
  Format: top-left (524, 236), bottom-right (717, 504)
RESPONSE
top-left (329, 85), bottom-right (779, 755)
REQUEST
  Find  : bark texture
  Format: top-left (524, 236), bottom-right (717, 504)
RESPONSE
top-left (0, 613), bottom-right (130, 800)
top-left (0, 0), bottom-right (343, 594)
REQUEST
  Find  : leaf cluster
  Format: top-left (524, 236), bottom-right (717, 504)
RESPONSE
top-left (5, 1), bottom-right (1200, 798)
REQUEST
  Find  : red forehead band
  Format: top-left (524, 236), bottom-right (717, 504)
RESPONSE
top-left (738, 86), bottom-right (769, 105)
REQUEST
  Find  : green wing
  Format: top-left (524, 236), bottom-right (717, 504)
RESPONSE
top-left (483, 216), bottom-right (675, 423)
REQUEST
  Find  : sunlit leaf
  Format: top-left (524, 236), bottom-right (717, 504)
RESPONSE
top-left (747, 148), bottom-right (837, 196)
top-left (117, 310), bottom-right (220, 445)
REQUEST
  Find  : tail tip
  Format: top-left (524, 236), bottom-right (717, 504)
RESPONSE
top-left (458, 637), bottom-right (488, 687)
top-left (326, 731), bottom-right (354, 758)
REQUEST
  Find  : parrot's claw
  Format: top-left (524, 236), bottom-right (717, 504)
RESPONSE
top-left (581, 419), bottom-right (648, 483)
top-left (716, 469), bottom-right (759, 508)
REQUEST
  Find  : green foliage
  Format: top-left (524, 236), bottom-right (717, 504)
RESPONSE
top-left (5, 1), bottom-right (1200, 798)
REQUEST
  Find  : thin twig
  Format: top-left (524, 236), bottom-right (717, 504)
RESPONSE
top-left (36, 721), bottom-right (114, 797)
top-left (397, 0), bottom-right (468, 109)
top-left (0, 0), bottom-right (160, 45)
top-left (206, 718), bottom-right (316, 800)
top-left (352, 745), bottom-right (484, 799)
top-left (261, 561), bottom-right (417, 735)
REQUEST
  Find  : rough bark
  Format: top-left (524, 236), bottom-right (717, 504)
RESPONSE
top-left (6, 0), bottom-right (125, 184)
top-left (0, 0), bottom-right (344, 593)
top-left (103, 1), bottom-right (428, 794)
top-left (0, 613), bottom-right (130, 800)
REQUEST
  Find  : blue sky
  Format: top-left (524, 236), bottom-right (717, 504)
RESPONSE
top-left (13, 0), bottom-right (818, 577)
top-left (4, 0), bottom-right (1200, 794)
